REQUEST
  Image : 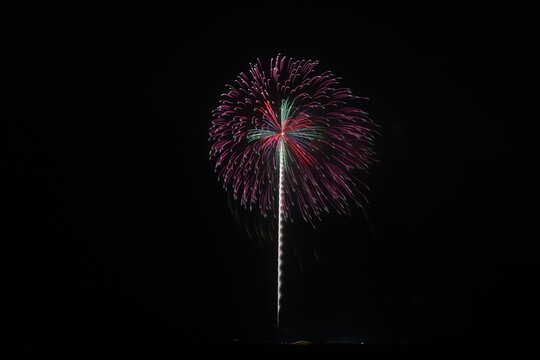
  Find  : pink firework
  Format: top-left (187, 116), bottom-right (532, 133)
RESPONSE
top-left (209, 55), bottom-right (376, 225)
top-left (209, 55), bottom-right (376, 328)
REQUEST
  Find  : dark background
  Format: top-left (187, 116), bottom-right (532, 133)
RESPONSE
top-left (6, 1), bottom-right (538, 352)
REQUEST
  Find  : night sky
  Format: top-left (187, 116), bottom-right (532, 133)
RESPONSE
top-left (7, 1), bottom-right (538, 352)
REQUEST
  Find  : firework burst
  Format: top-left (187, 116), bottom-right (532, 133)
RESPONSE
top-left (210, 55), bottom-right (376, 224)
top-left (209, 55), bottom-right (377, 329)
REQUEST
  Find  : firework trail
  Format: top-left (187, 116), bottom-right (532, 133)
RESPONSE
top-left (209, 55), bottom-right (376, 329)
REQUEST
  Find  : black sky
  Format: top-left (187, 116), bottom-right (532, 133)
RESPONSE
top-left (6, 1), bottom-right (538, 352)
